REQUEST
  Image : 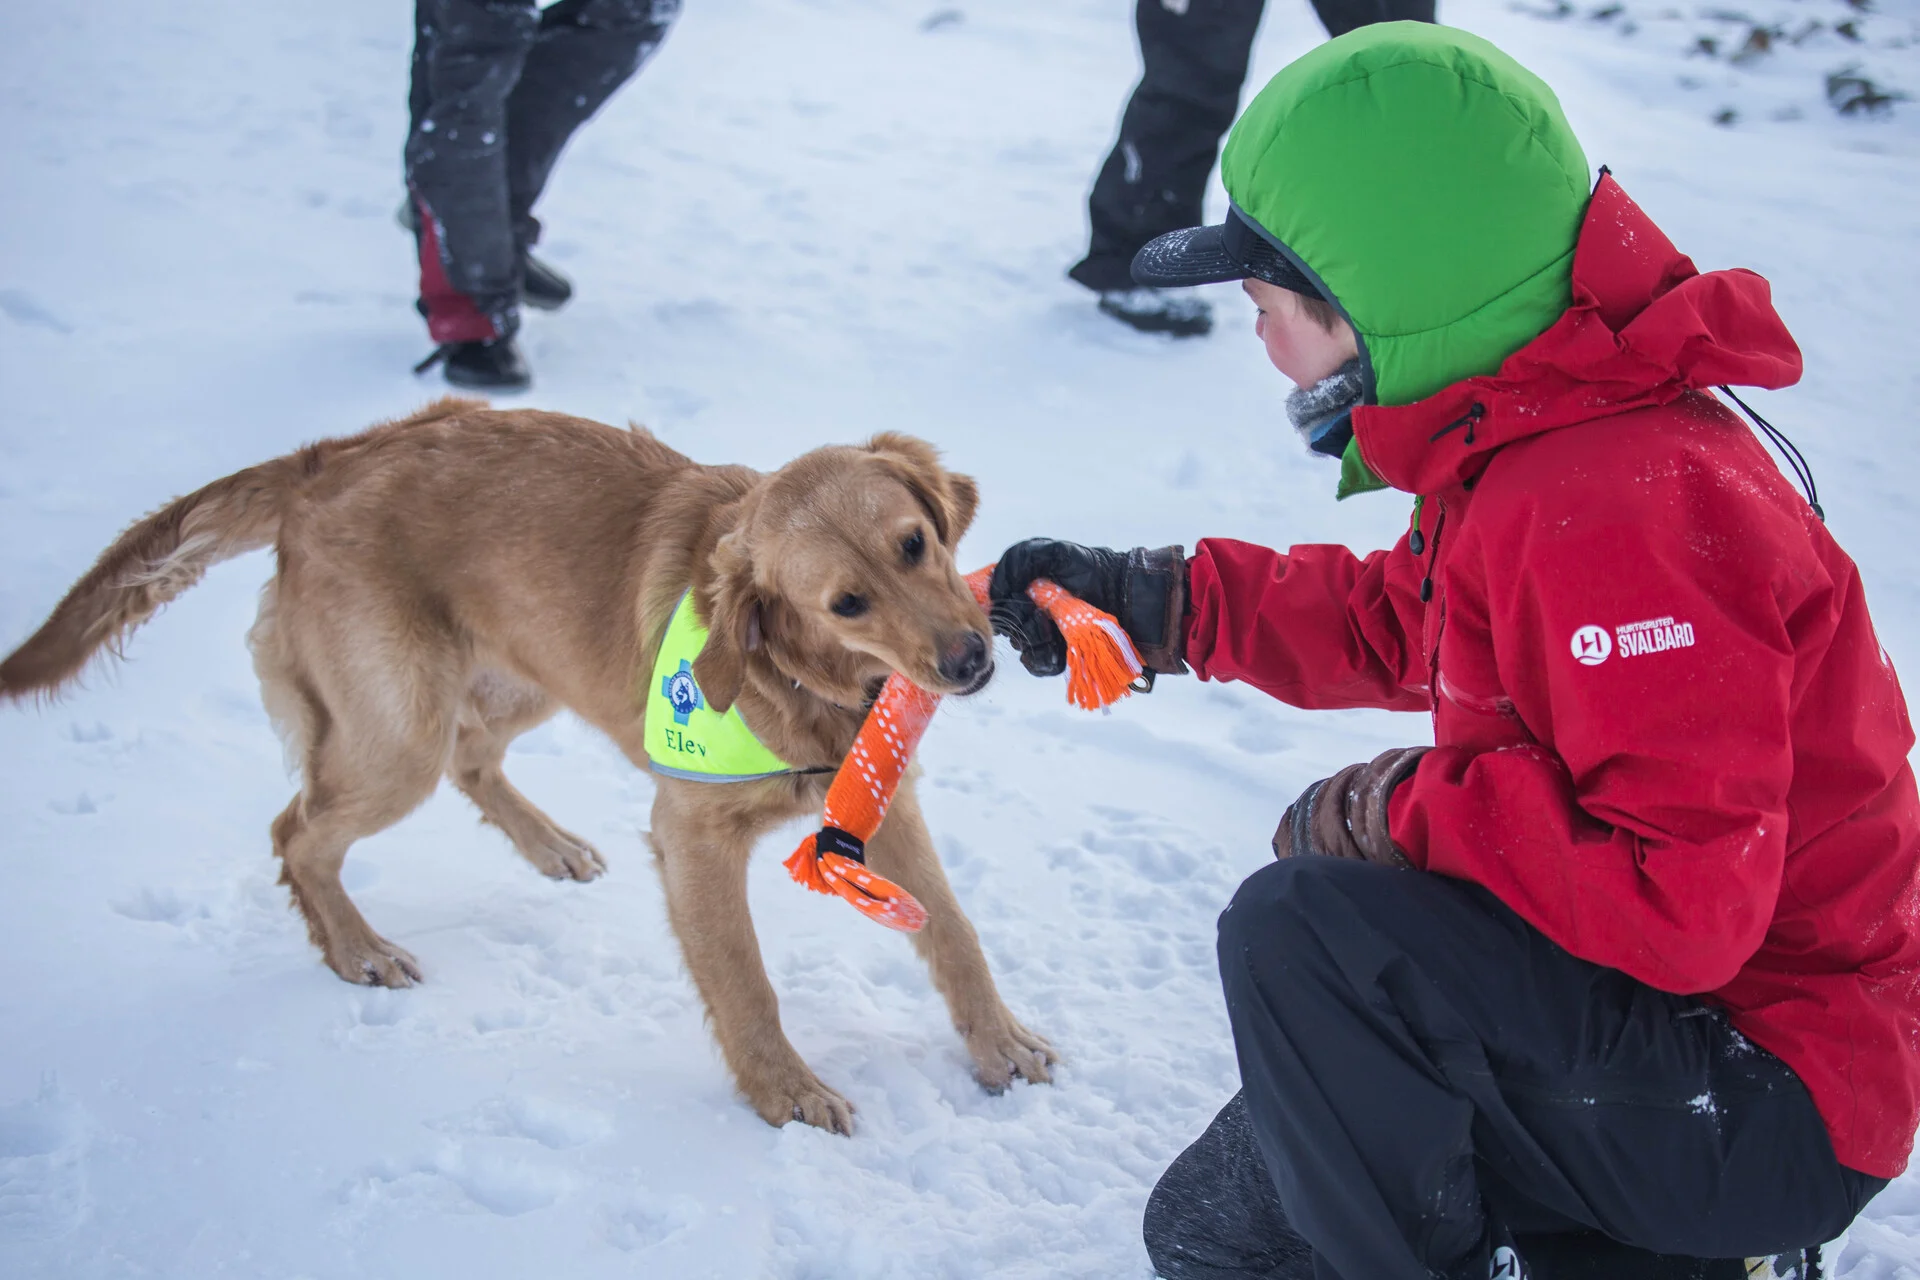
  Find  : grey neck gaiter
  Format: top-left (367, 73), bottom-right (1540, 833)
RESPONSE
top-left (1285, 358), bottom-right (1365, 457)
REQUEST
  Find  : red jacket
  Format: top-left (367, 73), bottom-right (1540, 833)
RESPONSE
top-left (1186, 175), bottom-right (1920, 1178)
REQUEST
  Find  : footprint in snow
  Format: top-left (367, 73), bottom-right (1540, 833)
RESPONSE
top-left (49, 792), bottom-right (105, 816)
top-left (430, 1146), bottom-right (572, 1216)
top-left (0, 1077), bottom-right (91, 1241)
top-left (472, 1005), bottom-right (550, 1035)
top-left (353, 1146), bottom-right (573, 1218)
top-left (430, 1095), bottom-right (611, 1150)
top-left (346, 989), bottom-right (409, 1029)
top-left (599, 1188), bottom-right (698, 1251)
top-left (0, 288), bottom-right (73, 335)
top-left (109, 886), bottom-right (208, 926)
top-left (1227, 714), bottom-right (1293, 755)
top-left (1080, 828), bottom-right (1205, 886)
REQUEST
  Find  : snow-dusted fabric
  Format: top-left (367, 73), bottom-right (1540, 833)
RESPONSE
top-left (406, 0), bottom-right (678, 342)
top-left (1215, 858), bottom-right (1884, 1277)
top-left (1283, 357), bottom-right (1364, 455)
top-left (1185, 176), bottom-right (1920, 1179)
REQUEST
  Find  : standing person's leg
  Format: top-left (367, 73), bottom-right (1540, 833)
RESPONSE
top-left (1072, 0), bottom-right (1437, 336)
top-left (395, 3), bottom-right (436, 240)
top-left (1304, 0), bottom-right (1435, 38)
top-left (1071, 0), bottom-right (1267, 330)
top-left (1214, 858), bottom-right (1883, 1279)
top-left (406, 0), bottom-right (540, 359)
top-left (408, 2), bottom-right (433, 142)
top-left (503, 0), bottom-right (679, 260)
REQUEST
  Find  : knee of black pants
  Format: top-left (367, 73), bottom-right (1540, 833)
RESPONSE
top-left (1217, 857), bottom-right (1374, 983)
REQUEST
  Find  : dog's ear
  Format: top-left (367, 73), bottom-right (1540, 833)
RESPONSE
top-left (691, 530), bottom-right (763, 716)
top-left (866, 432), bottom-right (979, 549)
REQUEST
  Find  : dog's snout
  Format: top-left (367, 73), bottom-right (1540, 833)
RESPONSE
top-left (939, 631), bottom-right (992, 689)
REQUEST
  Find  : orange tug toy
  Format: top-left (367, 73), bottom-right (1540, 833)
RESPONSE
top-left (783, 565), bottom-right (1145, 932)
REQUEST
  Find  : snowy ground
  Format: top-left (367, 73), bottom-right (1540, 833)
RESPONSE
top-left (2, 1), bottom-right (1917, 1276)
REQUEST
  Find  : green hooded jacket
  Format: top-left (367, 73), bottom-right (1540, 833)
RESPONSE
top-left (1219, 22), bottom-right (1591, 496)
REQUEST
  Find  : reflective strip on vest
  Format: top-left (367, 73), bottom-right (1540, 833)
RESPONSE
top-left (644, 592), bottom-right (798, 783)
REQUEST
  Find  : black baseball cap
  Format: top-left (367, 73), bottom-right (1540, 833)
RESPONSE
top-left (1130, 206), bottom-right (1319, 296)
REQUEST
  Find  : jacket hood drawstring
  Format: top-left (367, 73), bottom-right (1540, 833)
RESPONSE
top-left (1720, 387), bottom-right (1825, 522)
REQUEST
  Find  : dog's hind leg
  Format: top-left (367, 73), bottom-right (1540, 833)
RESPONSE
top-left (650, 786), bottom-right (855, 1134)
top-left (268, 660), bottom-right (456, 988)
top-left (864, 781), bottom-right (1057, 1091)
top-left (447, 671), bottom-right (604, 882)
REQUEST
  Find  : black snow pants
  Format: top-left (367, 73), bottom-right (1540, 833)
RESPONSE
top-left (405, 0), bottom-right (678, 342)
top-left (1144, 858), bottom-right (1886, 1280)
top-left (1069, 0), bottom-right (1435, 293)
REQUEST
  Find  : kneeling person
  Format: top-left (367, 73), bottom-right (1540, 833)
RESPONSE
top-left (991, 23), bottom-right (1916, 1280)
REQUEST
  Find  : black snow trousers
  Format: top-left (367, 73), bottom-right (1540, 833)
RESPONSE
top-left (1144, 858), bottom-right (1885, 1280)
top-left (405, 0), bottom-right (677, 342)
top-left (1069, 0), bottom-right (1435, 293)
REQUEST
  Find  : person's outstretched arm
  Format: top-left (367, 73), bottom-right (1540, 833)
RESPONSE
top-left (989, 534), bottom-right (1431, 713)
top-left (1186, 536), bottom-right (1431, 711)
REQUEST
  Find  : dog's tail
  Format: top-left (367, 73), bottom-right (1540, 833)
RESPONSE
top-left (1, 454), bottom-right (304, 701)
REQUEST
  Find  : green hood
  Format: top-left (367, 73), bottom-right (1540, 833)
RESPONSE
top-left (1221, 23), bottom-right (1590, 489)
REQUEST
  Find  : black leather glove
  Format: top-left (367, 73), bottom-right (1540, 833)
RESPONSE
top-left (988, 538), bottom-right (1189, 679)
top-left (1274, 747), bottom-right (1429, 867)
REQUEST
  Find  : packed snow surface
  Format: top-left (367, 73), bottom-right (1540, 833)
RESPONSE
top-left (2, 0), bottom-right (1917, 1276)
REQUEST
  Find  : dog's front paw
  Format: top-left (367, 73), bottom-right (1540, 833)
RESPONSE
top-left (325, 934), bottom-right (423, 988)
top-left (964, 1013), bottom-right (1058, 1093)
top-left (750, 1071), bottom-right (855, 1136)
top-left (525, 828), bottom-right (606, 882)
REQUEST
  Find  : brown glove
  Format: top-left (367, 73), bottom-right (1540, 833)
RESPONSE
top-left (1274, 747), bottom-right (1430, 868)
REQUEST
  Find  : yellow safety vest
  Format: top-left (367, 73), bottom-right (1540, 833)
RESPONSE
top-left (645, 592), bottom-right (803, 783)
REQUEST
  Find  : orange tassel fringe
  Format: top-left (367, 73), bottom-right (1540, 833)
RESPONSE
top-left (784, 564), bottom-right (1143, 931)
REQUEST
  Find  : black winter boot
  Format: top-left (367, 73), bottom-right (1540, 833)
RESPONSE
top-left (414, 335), bottom-right (532, 391)
top-left (520, 254), bottom-right (573, 311)
top-left (1097, 288), bottom-right (1213, 338)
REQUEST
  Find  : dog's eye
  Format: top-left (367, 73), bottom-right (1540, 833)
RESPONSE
top-left (831, 593), bottom-right (868, 618)
top-left (902, 530), bottom-right (925, 565)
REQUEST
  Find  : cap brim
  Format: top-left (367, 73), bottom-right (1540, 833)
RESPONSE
top-left (1130, 225), bottom-right (1249, 288)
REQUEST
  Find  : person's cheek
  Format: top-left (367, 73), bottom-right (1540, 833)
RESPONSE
top-left (1265, 327), bottom-right (1291, 373)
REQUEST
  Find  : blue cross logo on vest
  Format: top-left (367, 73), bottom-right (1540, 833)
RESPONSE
top-left (662, 659), bottom-right (704, 725)
top-left (645, 592), bottom-right (798, 783)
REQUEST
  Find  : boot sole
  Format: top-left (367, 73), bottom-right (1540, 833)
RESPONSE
top-left (1096, 299), bottom-right (1213, 339)
top-left (443, 366), bottom-right (532, 392)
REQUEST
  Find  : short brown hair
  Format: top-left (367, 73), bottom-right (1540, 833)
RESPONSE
top-left (1300, 294), bottom-right (1343, 333)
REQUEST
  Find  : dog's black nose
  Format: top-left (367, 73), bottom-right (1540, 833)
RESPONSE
top-left (939, 632), bottom-right (991, 688)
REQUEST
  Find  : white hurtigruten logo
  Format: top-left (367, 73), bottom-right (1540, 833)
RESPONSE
top-left (1615, 615), bottom-right (1697, 657)
top-left (1571, 625), bottom-right (1612, 665)
top-left (1572, 616), bottom-right (1697, 666)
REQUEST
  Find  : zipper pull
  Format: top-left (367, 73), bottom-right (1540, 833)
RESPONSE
top-left (1409, 496), bottom-right (1426, 556)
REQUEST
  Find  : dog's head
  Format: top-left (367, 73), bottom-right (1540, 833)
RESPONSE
top-left (691, 433), bottom-right (989, 713)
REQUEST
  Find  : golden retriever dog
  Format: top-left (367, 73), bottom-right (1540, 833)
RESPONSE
top-left (0, 398), bottom-right (1054, 1132)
